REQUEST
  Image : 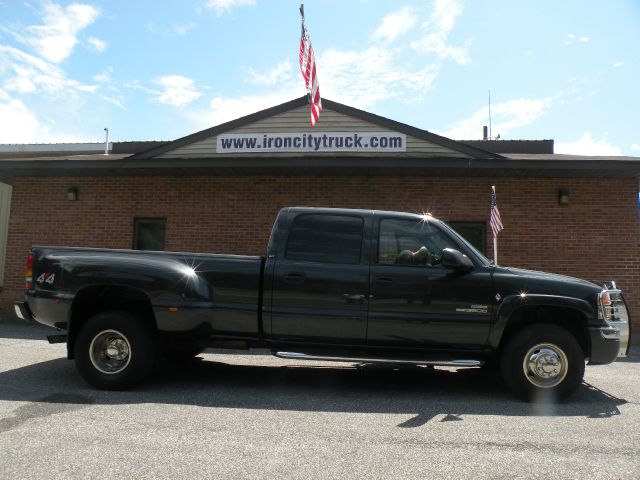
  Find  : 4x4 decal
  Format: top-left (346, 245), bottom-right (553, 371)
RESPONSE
top-left (36, 273), bottom-right (55, 285)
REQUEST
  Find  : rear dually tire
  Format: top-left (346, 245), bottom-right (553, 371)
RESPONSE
top-left (74, 311), bottom-right (157, 390)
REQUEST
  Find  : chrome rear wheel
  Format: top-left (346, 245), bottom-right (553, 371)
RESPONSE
top-left (89, 329), bottom-right (132, 374)
top-left (74, 311), bottom-right (156, 390)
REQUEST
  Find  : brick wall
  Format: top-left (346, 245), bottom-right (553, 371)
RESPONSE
top-left (2, 175), bottom-right (638, 331)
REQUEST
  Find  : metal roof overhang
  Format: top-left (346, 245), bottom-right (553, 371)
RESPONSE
top-left (1, 155), bottom-right (640, 185)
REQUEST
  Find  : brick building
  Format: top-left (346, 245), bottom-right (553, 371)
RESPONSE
top-left (0, 97), bottom-right (639, 333)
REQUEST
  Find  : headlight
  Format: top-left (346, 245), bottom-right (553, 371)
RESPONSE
top-left (598, 286), bottom-right (630, 357)
top-left (597, 290), bottom-right (613, 321)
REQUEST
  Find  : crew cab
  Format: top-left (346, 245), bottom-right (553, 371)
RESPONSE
top-left (15, 207), bottom-right (630, 401)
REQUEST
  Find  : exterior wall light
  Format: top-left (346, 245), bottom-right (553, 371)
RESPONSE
top-left (558, 188), bottom-right (569, 205)
top-left (68, 187), bottom-right (79, 201)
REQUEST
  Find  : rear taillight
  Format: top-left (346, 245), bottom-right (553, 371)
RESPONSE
top-left (25, 253), bottom-right (34, 289)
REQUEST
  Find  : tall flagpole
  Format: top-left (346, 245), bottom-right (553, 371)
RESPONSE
top-left (493, 234), bottom-right (498, 264)
top-left (299, 4), bottom-right (307, 106)
top-left (488, 90), bottom-right (492, 140)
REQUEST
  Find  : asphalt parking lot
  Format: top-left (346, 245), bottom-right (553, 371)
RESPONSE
top-left (0, 320), bottom-right (638, 479)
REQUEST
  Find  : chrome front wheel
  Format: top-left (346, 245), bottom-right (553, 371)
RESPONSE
top-left (522, 343), bottom-right (568, 389)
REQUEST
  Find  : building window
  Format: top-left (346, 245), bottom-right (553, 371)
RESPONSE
top-left (448, 222), bottom-right (486, 255)
top-left (133, 218), bottom-right (166, 251)
top-left (285, 214), bottom-right (364, 264)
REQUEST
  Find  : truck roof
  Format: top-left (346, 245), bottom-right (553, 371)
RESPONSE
top-left (282, 206), bottom-right (439, 222)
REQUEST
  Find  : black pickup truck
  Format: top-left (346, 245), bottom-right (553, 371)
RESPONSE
top-left (15, 207), bottom-right (630, 401)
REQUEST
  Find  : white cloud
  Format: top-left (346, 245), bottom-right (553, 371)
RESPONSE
top-left (237, 6), bottom-right (443, 111)
top-left (93, 68), bottom-right (112, 83)
top-left (373, 7), bottom-right (417, 42)
top-left (205, 0), bottom-right (256, 16)
top-left (556, 133), bottom-right (622, 156)
top-left (437, 97), bottom-right (553, 139)
top-left (244, 61), bottom-right (294, 86)
top-left (86, 36), bottom-right (106, 52)
top-left (153, 75), bottom-right (202, 107)
top-left (173, 23), bottom-right (197, 36)
top-left (0, 37), bottom-right (126, 142)
top-left (0, 97), bottom-right (42, 142)
top-left (430, 0), bottom-right (463, 31)
top-left (87, 67), bottom-right (128, 110)
top-left (0, 5), bottom-right (128, 142)
top-left (199, 45), bottom-right (440, 129)
top-left (411, 0), bottom-right (469, 64)
top-left (319, 47), bottom-right (439, 108)
top-left (124, 79), bottom-right (151, 93)
top-left (318, 0), bottom-right (467, 105)
top-left (631, 144), bottom-right (640, 152)
top-left (187, 92), bottom-right (294, 128)
top-left (0, 45), bottom-right (94, 96)
top-left (76, 84), bottom-right (98, 92)
top-left (0, 95), bottom-right (83, 143)
top-left (189, 1), bottom-right (462, 132)
top-left (16, 2), bottom-right (101, 63)
top-left (613, 61), bottom-right (624, 68)
top-left (413, 35), bottom-right (469, 65)
top-left (566, 33), bottom-right (589, 46)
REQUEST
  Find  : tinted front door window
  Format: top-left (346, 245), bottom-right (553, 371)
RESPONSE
top-left (378, 218), bottom-right (462, 266)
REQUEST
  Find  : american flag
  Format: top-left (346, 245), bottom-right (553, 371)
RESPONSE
top-left (490, 186), bottom-right (503, 237)
top-left (299, 5), bottom-right (322, 126)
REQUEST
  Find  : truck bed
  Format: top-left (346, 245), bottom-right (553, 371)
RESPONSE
top-left (27, 246), bottom-right (264, 339)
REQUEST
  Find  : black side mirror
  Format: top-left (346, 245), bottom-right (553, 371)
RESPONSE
top-left (441, 248), bottom-right (474, 271)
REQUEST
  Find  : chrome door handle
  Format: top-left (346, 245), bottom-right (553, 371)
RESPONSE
top-left (342, 294), bottom-right (367, 304)
top-left (283, 272), bottom-right (306, 284)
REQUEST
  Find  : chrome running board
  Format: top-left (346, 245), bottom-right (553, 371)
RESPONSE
top-left (274, 351), bottom-right (483, 367)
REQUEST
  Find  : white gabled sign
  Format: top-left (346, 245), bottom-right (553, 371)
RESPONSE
top-left (216, 132), bottom-right (406, 153)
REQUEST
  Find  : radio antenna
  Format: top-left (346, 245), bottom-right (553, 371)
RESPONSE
top-left (488, 90), bottom-right (492, 140)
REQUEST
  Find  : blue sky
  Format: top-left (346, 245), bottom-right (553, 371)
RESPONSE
top-left (0, 0), bottom-right (638, 155)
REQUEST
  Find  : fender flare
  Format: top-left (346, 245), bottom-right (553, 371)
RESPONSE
top-left (67, 284), bottom-right (156, 358)
top-left (488, 293), bottom-right (595, 349)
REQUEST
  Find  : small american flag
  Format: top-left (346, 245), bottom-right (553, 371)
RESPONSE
top-left (490, 186), bottom-right (503, 237)
top-left (299, 5), bottom-right (322, 126)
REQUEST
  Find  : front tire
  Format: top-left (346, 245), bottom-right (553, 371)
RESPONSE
top-left (501, 323), bottom-right (585, 402)
top-left (74, 311), bottom-right (157, 390)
